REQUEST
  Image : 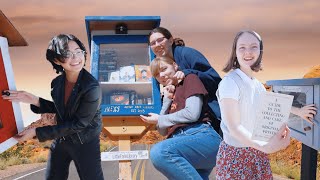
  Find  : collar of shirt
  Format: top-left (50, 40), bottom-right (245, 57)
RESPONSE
top-left (234, 68), bottom-right (256, 88)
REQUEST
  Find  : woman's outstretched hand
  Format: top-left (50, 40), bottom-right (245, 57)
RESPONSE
top-left (2, 90), bottom-right (40, 107)
top-left (140, 113), bottom-right (159, 125)
top-left (14, 128), bottom-right (37, 143)
top-left (293, 104), bottom-right (317, 124)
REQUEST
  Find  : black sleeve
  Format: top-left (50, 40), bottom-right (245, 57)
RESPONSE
top-left (181, 48), bottom-right (221, 99)
top-left (35, 86), bottom-right (101, 141)
top-left (30, 98), bottom-right (56, 114)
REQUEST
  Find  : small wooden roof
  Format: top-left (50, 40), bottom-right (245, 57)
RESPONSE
top-left (0, 10), bottom-right (28, 46)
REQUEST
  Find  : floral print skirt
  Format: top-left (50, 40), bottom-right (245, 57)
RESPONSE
top-left (216, 141), bottom-right (273, 180)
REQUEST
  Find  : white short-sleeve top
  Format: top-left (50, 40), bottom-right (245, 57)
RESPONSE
top-left (216, 68), bottom-right (266, 147)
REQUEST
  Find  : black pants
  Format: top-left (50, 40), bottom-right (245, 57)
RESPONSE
top-left (46, 137), bottom-right (104, 180)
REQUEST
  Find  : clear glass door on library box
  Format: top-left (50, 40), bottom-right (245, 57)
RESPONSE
top-left (90, 35), bottom-right (161, 116)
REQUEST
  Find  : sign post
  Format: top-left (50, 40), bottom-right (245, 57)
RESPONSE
top-left (119, 135), bottom-right (131, 180)
top-left (301, 144), bottom-right (317, 180)
top-left (102, 116), bottom-right (153, 180)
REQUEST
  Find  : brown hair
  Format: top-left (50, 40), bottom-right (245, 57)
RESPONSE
top-left (148, 27), bottom-right (185, 47)
top-left (223, 30), bottom-right (263, 73)
top-left (173, 37), bottom-right (185, 46)
top-left (150, 56), bottom-right (176, 77)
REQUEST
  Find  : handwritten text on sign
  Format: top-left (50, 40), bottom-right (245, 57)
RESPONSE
top-left (101, 150), bottom-right (149, 161)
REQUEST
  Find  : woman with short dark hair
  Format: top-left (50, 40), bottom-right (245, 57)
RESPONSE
top-left (2, 34), bottom-right (104, 180)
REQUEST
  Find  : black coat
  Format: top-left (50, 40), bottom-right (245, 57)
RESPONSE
top-left (32, 69), bottom-right (102, 144)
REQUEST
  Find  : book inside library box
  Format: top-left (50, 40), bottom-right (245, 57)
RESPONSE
top-left (99, 43), bottom-right (153, 106)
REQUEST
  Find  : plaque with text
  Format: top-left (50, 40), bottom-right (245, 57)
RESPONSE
top-left (252, 91), bottom-right (293, 142)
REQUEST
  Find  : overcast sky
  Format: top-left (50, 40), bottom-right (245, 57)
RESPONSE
top-left (1, 0), bottom-right (320, 125)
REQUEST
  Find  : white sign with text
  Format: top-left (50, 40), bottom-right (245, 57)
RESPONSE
top-left (252, 91), bottom-right (294, 142)
top-left (101, 150), bottom-right (149, 161)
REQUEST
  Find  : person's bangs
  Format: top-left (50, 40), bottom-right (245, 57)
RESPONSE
top-left (150, 59), bottom-right (161, 77)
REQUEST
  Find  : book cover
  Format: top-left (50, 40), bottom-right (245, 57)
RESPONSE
top-left (108, 71), bottom-right (120, 82)
top-left (0, 37), bottom-right (23, 153)
top-left (251, 91), bottom-right (294, 142)
top-left (98, 50), bottom-right (117, 82)
top-left (134, 65), bottom-right (152, 82)
top-left (119, 65), bottom-right (135, 82)
top-left (110, 92), bottom-right (130, 105)
top-left (99, 49), bottom-right (117, 72)
top-left (98, 71), bottom-right (108, 82)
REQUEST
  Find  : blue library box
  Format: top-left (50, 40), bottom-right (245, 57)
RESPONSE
top-left (85, 16), bottom-right (162, 118)
top-left (267, 78), bottom-right (320, 150)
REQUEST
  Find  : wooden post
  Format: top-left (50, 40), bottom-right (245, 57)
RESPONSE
top-left (301, 144), bottom-right (317, 180)
top-left (118, 136), bottom-right (131, 180)
top-left (102, 116), bottom-right (152, 179)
